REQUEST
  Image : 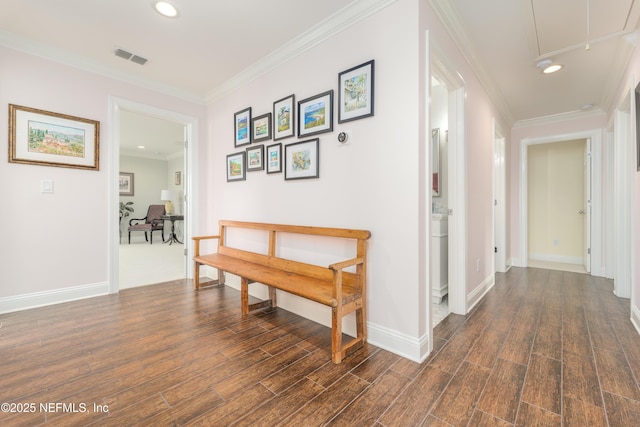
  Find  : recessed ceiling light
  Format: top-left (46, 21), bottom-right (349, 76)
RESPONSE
top-left (536, 59), bottom-right (563, 74)
top-left (153, 1), bottom-right (179, 18)
top-left (138, 145), bottom-right (146, 149)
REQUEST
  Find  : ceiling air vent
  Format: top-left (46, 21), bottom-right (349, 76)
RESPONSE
top-left (114, 48), bottom-right (148, 66)
top-left (130, 55), bottom-right (148, 65)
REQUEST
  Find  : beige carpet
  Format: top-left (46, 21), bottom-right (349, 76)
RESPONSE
top-left (119, 241), bottom-right (186, 289)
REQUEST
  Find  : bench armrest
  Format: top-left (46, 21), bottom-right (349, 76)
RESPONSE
top-left (193, 235), bottom-right (221, 242)
top-left (329, 257), bottom-right (364, 271)
top-left (193, 235), bottom-right (220, 257)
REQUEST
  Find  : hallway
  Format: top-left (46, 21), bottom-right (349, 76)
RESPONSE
top-left (0, 267), bottom-right (638, 425)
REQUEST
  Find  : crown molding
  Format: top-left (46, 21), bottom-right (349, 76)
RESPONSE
top-left (0, 30), bottom-right (206, 105)
top-left (204, 0), bottom-right (398, 104)
top-left (512, 108), bottom-right (607, 129)
top-left (428, 0), bottom-right (514, 128)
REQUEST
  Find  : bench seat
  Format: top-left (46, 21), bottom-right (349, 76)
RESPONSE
top-left (194, 253), bottom-right (361, 307)
top-left (193, 220), bottom-right (371, 363)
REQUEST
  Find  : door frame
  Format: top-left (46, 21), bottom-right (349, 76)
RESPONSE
top-left (430, 41), bottom-right (467, 317)
top-left (493, 120), bottom-right (507, 273)
top-left (519, 129), bottom-right (602, 275)
top-left (108, 97), bottom-right (200, 293)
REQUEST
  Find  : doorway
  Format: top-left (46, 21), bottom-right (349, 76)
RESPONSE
top-left (109, 97), bottom-right (199, 294)
top-left (519, 129), bottom-right (602, 276)
top-left (119, 110), bottom-right (186, 288)
top-left (430, 43), bottom-right (467, 331)
top-left (526, 139), bottom-right (589, 273)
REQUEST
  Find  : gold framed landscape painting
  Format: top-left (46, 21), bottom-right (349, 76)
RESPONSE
top-left (8, 104), bottom-right (100, 170)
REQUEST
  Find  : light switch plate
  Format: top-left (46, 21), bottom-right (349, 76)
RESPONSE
top-left (41, 179), bottom-right (54, 193)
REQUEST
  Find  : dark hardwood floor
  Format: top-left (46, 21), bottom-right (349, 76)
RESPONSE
top-left (1, 267), bottom-right (639, 426)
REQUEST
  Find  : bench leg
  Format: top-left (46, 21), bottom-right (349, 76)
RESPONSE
top-left (268, 286), bottom-right (277, 308)
top-left (193, 262), bottom-right (201, 289)
top-left (241, 277), bottom-right (249, 316)
top-left (331, 306), bottom-right (343, 364)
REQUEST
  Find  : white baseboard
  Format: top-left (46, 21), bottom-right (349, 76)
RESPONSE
top-left (0, 282), bottom-right (110, 314)
top-left (467, 273), bottom-right (495, 312)
top-left (529, 253), bottom-right (583, 265)
top-left (214, 270), bottom-right (429, 362)
top-left (631, 303), bottom-right (640, 336)
top-left (367, 322), bottom-right (429, 363)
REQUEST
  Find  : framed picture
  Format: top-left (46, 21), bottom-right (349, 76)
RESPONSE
top-left (298, 90), bottom-right (333, 137)
top-left (119, 172), bottom-right (134, 196)
top-left (338, 59), bottom-right (375, 123)
top-left (252, 113), bottom-right (272, 143)
top-left (266, 143), bottom-right (282, 174)
top-left (174, 171), bottom-right (181, 185)
top-left (285, 138), bottom-right (319, 180)
top-left (226, 152), bottom-right (246, 182)
top-left (273, 94), bottom-right (295, 141)
top-left (8, 104), bottom-right (100, 170)
top-left (246, 145), bottom-right (264, 171)
top-left (234, 107), bottom-right (252, 147)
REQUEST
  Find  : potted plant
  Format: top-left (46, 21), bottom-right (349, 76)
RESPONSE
top-left (119, 201), bottom-right (134, 240)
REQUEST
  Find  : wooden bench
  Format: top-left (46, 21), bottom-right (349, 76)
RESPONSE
top-left (193, 220), bottom-right (371, 364)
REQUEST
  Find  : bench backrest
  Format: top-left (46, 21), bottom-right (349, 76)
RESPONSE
top-left (217, 220), bottom-right (370, 283)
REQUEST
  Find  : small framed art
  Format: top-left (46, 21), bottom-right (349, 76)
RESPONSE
top-left (252, 113), bottom-right (272, 143)
top-left (234, 107), bottom-right (252, 147)
top-left (8, 104), bottom-right (100, 170)
top-left (226, 152), bottom-right (246, 182)
top-left (338, 59), bottom-right (375, 123)
top-left (266, 143), bottom-right (282, 174)
top-left (246, 144), bottom-right (264, 171)
top-left (285, 138), bottom-right (319, 180)
top-left (298, 90), bottom-right (333, 137)
top-left (273, 94), bottom-right (295, 141)
top-left (174, 171), bottom-right (181, 185)
top-left (119, 172), bottom-right (134, 196)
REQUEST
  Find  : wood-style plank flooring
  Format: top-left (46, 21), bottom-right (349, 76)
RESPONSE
top-left (1, 267), bottom-right (640, 426)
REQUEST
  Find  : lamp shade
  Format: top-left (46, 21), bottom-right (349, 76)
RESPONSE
top-left (160, 189), bottom-right (173, 201)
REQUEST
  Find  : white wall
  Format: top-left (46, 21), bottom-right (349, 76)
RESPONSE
top-left (206, 0), bottom-right (424, 357)
top-left (203, 0), bottom-right (509, 360)
top-left (0, 44), bottom-right (206, 311)
top-left (0, 0), bottom-right (516, 360)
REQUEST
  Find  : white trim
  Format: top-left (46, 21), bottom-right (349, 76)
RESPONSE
top-left (427, 0), bottom-right (514, 127)
top-left (613, 102), bottom-right (632, 298)
top-left (513, 109), bottom-right (606, 129)
top-left (368, 323), bottom-right (430, 363)
top-left (204, 0), bottom-right (398, 103)
top-left (519, 129), bottom-right (603, 275)
top-left (210, 271), bottom-right (430, 362)
top-left (631, 303), bottom-right (640, 335)
top-left (467, 273), bottom-right (495, 312)
top-left (109, 97), bottom-right (200, 293)
top-left (0, 30), bottom-right (205, 105)
top-left (529, 253), bottom-right (583, 265)
top-left (493, 119), bottom-right (507, 273)
top-left (0, 282), bottom-right (109, 314)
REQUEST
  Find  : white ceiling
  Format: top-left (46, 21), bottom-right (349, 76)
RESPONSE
top-left (433, 0), bottom-right (640, 124)
top-left (2, 0), bottom-right (639, 154)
